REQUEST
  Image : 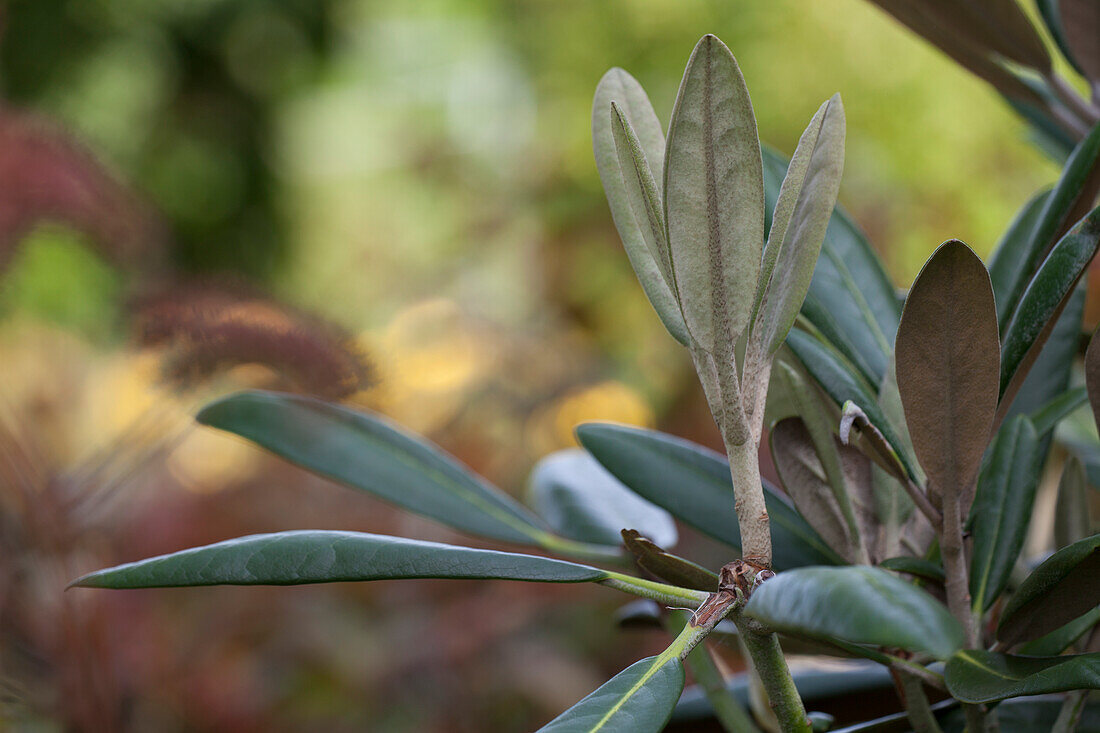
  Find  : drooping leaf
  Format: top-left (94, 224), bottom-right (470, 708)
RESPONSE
top-left (529, 449), bottom-right (677, 549)
top-left (538, 654), bottom-right (685, 733)
top-left (197, 391), bottom-right (551, 546)
top-left (998, 124), bottom-right (1100, 331)
top-left (1087, 321), bottom-right (1100, 432)
top-left (1017, 605), bottom-right (1100, 656)
top-left (1060, 0), bottom-right (1100, 83)
top-left (785, 328), bottom-right (917, 479)
top-left (770, 417), bottom-right (861, 563)
top-left (989, 189), bottom-right (1052, 328)
top-left (945, 650), bottom-right (1100, 704)
top-left (575, 422), bottom-right (845, 570)
top-left (71, 531), bottom-right (608, 588)
top-left (664, 34), bottom-right (764, 354)
top-left (621, 530), bottom-right (717, 592)
top-left (752, 95), bottom-right (846, 357)
top-left (744, 566), bottom-right (964, 660)
top-left (998, 532), bottom-right (1100, 645)
top-left (1055, 455), bottom-right (1092, 548)
top-left (592, 68), bottom-right (688, 345)
top-left (895, 240), bottom-right (1000, 512)
top-left (878, 556), bottom-right (945, 583)
top-left (968, 415), bottom-right (1043, 611)
top-left (1000, 207), bottom-right (1100, 411)
top-left (838, 401), bottom-right (910, 488)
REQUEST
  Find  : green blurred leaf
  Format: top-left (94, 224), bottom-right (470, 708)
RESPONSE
top-left (744, 566), bottom-right (964, 660)
top-left (664, 34), bottom-right (763, 353)
top-left (752, 95), bottom-right (845, 357)
top-left (878, 556), bottom-right (945, 582)
top-left (621, 530), bottom-right (717, 592)
top-left (1037, 0), bottom-right (1086, 77)
top-left (945, 650), bottom-right (1100, 704)
top-left (969, 415), bottom-right (1043, 611)
top-left (593, 68), bottom-right (689, 345)
top-left (1055, 455), bottom-right (1092, 548)
top-left (1060, 0), bottom-right (1100, 83)
top-left (197, 391), bottom-right (550, 545)
top-left (1030, 386), bottom-right (1088, 437)
top-left (1087, 322), bottom-right (1100, 432)
top-left (72, 531), bottom-right (608, 588)
top-left (895, 240), bottom-right (1000, 513)
top-left (529, 449), bottom-right (677, 549)
top-left (786, 329), bottom-right (917, 480)
top-left (575, 422), bottom-right (845, 570)
top-left (1000, 206), bottom-right (1100, 409)
top-left (998, 532), bottom-right (1100, 645)
top-left (538, 654), bottom-right (685, 733)
top-left (1017, 605), bottom-right (1100, 656)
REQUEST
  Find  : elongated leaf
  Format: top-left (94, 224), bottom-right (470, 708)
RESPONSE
top-left (989, 189), bottom-right (1052, 328)
top-left (1030, 385), bottom-right (1088, 438)
top-left (593, 68), bottom-right (688, 345)
top-left (529, 449), bottom-right (677, 549)
top-left (945, 650), bottom-right (1100, 704)
top-left (878, 556), bottom-right (945, 582)
top-left (72, 531), bottom-right (608, 588)
top-left (621, 530), bottom-right (717, 592)
top-left (1055, 455), bottom-right (1092, 548)
top-left (896, 240), bottom-right (999, 511)
top-left (999, 125), bottom-right (1100, 331)
top-left (786, 328), bottom-right (917, 479)
top-left (968, 416), bottom-right (1043, 611)
top-left (752, 95), bottom-right (846, 357)
top-left (770, 417), bottom-right (860, 563)
top-left (575, 422), bottom-right (845, 570)
top-left (664, 34), bottom-right (763, 353)
top-left (1017, 605), bottom-right (1100, 656)
top-left (197, 391), bottom-right (550, 545)
top-left (1087, 322), bottom-right (1100, 432)
top-left (1038, 0), bottom-right (1086, 77)
top-left (999, 533), bottom-right (1100, 645)
top-left (744, 566), bottom-right (964, 660)
top-left (538, 654), bottom-right (685, 733)
top-left (1000, 207), bottom-right (1100, 409)
top-left (1060, 0), bottom-right (1100, 83)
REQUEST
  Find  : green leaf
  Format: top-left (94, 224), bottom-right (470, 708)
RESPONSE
top-left (1017, 605), bottom-right (1100, 656)
top-left (895, 240), bottom-right (1000, 512)
top-left (763, 146), bottom-right (899, 387)
top-left (1037, 0), bottom-right (1086, 77)
top-left (1060, 0), bottom-right (1100, 83)
top-left (752, 95), bottom-right (846, 357)
top-left (989, 189), bottom-right (1051, 330)
top-left (664, 34), bottom-right (763, 353)
top-left (998, 124), bottom-right (1100, 333)
top-left (1087, 321), bottom-right (1100, 432)
top-left (968, 415), bottom-right (1043, 611)
top-left (529, 449), bottom-right (677, 549)
top-left (575, 422), bottom-right (845, 570)
top-left (71, 531), bottom-right (608, 588)
top-left (197, 391), bottom-right (551, 545)
top-left (785, 329), bottom-right (917, 479)
top-left (1000, 206), bottom-right (1100, 408)
top-left (878, 556), bottom-right (945, 582)
top-left (998, 532), bottom-right (1100, 645)
top-left (1030, 385), bottom-right (1088, 438)
top-left (945, 650), bottom-right (1100, 704)
top-left (593, 68), bottom-right (688, 345)
top-left (621, 530), bottom-right (717, 592)
top-left (538, 654), bottom-right (685, 733)
top-left (744, 566), bottom-right (964, 660)
top-left (1055, 455), bottom-right (1092, 548)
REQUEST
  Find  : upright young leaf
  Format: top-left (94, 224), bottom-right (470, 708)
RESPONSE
top-left (743, 566), bottom-right (964, 660)
top-left (998, 533), bottom-right (1100, 645)
top-left (968, 415), bottom-right (1043, 611)
top-left (989, 189), bottom-right (1051, 327)
top-left (752, 95), bottom-right (846, 357)
top-left (945, 650), bottom-right (1100, 704)
top-left (72, 531), bottom-right (609, 588)
top-left (664, 34), bottom-right (764, 353)
top-left (197, 391), bottom-right (550, 546)
top-left (895, 240), bottom-right (1000, 510)
top-left (1000, 207), bottom-right (1100, 410)
top-left (593, 68), bottom-right (688, 345)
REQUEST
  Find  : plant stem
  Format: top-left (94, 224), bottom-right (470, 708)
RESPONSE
top-left (732, 614), bottom-right (810, 733)
top-left (599, 572), bottom-right (711, 608)
top-left (1046, 72), bottom-right (1100, 125)
top-left (724, 436), bottom-right (772, 566)
top-left (897, 671), bottom-right (944, 733)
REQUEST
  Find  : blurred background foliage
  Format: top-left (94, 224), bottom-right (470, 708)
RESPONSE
top-left (0, 0), bottom-right (1063, 730)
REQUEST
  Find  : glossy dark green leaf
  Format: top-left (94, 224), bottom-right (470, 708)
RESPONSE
top-left (538, 654), bottom-right (685, 733)
top-left (786, 328), bottom-right (917, 479)
top-left (1055, 455), bottom-right (1092, 548)
top-left (72, 531), bottom-right (608, 588)
top-left (945, 650), bottom-right (1100, 704)
top-left (575, 422), bottom-right (845, 570)
top-left (1060, 0), bottom-right (1100, 83)
top-left (664, 34), bottom-right (763, 353)
top-left (752, 95), bottom-right (846, 357)
top-left (998, 125), bottom-right (1100, 333)
top-left (878, 556), bottom-right (945, 582)
top-left (197, 391), bottom-right (550, 545)
top-left (744, 566), bottom-right (964, 660)
top-left (1087, 322), bottom-right (1100, 432)
top-left (1017, 605), bottom-right (1100, 656)
top-left (620, 530), bottom-right (717, 592)
top-left (998, 533), bottom-right (1100, 645)
top-left (593, 68), bottom-right (688, 345)
top-left (969, 415), bottom-right (1043, 611)
top-left (896, 240), bottom-right (999, 512)
top-left (1000, 207), bottom-right (1100, 410)
top-left (529, 449), bottom-right (677, 549)
top-left (989, 189), bottom-right (1051, 328)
